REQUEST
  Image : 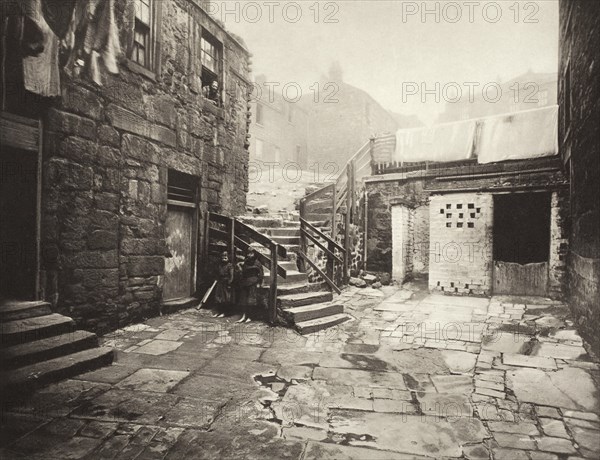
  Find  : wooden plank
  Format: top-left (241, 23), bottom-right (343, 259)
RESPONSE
top-left (35, 119), bottom-right (42, 299)
top-left (302, 183), bottom-right (334, 202)
top-left (269, 243), bottom-right (278, 324)
top-left (209, 212), bottom-right (231, 225)
top-left (208, 227), bottom-right (229, 240)
top-left (233, 236), bottom-right (287, 279)
top-left (344, 162), bottom-right (352, 281)
top-left (235, 220), bottom-right (287, 260)
top-left (300, 218), bottom-right (345, 253)
top-left (331, 182), bottom-right (337, 239)
top-left (301, 228), bottom-right (343, 264)
top-left (167, 199), bottom-right (196, 208)
top-left (298, 251), bottom-right (341, 294)
top-left (0, 114), bottom-right (39, 151)
top-left (493, 261), bottom-right (548, 296)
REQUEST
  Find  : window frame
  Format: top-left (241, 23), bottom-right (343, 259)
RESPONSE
top-left (128, 0), bottom-right (161, 77)
top-left (199, 30), bottom-right (223, 105)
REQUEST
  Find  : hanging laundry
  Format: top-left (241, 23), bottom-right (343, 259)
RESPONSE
top-left (393, 119), bottom-right (477, 164)
top-left (42, 0), bottom-right (77, 40)
top-left (476, 105), bottom-right (559, 164)
top-left (22, 0), bottom-right (61, 97)
top-left (64, 0), bottom-right (121, 85)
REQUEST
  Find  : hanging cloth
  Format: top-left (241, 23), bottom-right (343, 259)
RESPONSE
top-left (22, 0), bottom-right (61, 97)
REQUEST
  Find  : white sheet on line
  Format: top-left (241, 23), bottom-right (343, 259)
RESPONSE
top-left (476, 105), bottom-right (559, 164)
top-left (394, 119), bottom-right (476, 163)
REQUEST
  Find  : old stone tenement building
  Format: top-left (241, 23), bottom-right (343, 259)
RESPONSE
top-left (0, 0), bottom-right (252, 333)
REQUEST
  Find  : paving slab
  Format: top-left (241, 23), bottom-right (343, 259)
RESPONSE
top-left (329, 411), bottom-right (488, 457)
top-left (115, 368), bottom-right (189, 392)
top-left (313, 367), bottom-right (408, 390)
top-left (132, 339), bottom-right (183, 355)
top-left (503, 353), bottom-right (557, 369)
top-left (507, 367), bottom-right (599, 411)
top-left (431, 374), bottom-right (473, 394)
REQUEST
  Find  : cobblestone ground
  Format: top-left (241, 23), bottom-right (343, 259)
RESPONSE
top-left (1, 281), bottom-right (599, 459)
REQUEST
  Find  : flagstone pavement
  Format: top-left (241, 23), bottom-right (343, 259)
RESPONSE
top-left (1, 280), bottom-right (599, 459)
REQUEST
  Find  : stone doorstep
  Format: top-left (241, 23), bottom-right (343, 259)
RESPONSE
top-left (0, 314), bottom-right (76, 347)
top-left (296, 314), bottom-right (352, 335)
top-left (0, 300), bottom-right (52, 322)
top-left (0, 330), bottom-right (99, 369)
top-left (0, 347), bottom-right (114, 398)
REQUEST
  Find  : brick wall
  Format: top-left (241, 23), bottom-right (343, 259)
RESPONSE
top-left (428, 194), bottom-right (493, 296)
top-left (559, 1), bottom-right (600, 354)
top-left (36, 0), bottom-right (251, 333)
top-left (391, 205), bottom-right (413, 282)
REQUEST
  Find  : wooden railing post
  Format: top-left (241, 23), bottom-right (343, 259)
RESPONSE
top-left (298, 200), bottom-right (308, 272)
top-left (269, 242), bottom-right (278, 324)
top-left (204, 212), bottom-right (211, 274)
top-left (344, 163), bottom-right (352, 282)
top-left (229, 217), bottom-right (236, 264)
top-left (326, 240), bottom-right (334, 287)
top-left (331, 184), bottom-right (337, 239)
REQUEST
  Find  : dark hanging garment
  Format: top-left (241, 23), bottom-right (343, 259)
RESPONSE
top-left (42, 0), bottom-right (77, 40)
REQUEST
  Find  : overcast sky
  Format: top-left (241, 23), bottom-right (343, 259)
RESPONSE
top-left (216, 0), bottom-right (559, 124)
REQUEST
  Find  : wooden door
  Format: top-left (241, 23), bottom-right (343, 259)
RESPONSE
top-left (493, 261), bottom-right (548, 296)
top-left (164, 206), bottom-right (195, 300)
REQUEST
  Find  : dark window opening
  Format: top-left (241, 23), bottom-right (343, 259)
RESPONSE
top-left (493, 193), bottom-right (551, 264)
top-left (168, 170), bottom-right (197, 204)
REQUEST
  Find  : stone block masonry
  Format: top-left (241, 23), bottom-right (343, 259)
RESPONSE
top-left (38, 0), bottom-right (252, 333)
top-left (428, 193), bottom-right (494, 296)
top-left (559, 1), bottom-right (600, 356)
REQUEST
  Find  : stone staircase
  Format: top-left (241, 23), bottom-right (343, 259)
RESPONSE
top-left (0, 300), bottom-right (113, 400)
top-left (238, 215), bottom-right (351, 334)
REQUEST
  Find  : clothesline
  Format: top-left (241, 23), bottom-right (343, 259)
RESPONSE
top-left (391, 105), bottom-right (559, 165)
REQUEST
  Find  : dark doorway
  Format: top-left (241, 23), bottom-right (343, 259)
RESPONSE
top-left (0, 147), bottom-right (38, 300)
top-left (493, 192), bottom-right (551, 295)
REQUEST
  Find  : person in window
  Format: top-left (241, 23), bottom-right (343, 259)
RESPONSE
top-left (236, 247), bottom-right (263, 323)
top-left (210, 251), bottom-right (234, 318)
top-left (203, 80), bottom-right (220, 105)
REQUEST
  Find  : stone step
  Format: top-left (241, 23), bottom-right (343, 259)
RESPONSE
top-left (287, 303), bottom-right (344, 323)
top-left (273, 282), bottom-right (330, 296)
top-left (271, 235), bottom-right (300, 245)
top-left (267, 228), bottom-right (300, 237)
top-left (0, 301), bottom-right (52, 323)
top-left (0, 347), bottom-right (114, 400)
top-left (0, 331), bottom-right (98, 369)
top-left (278, 291), bottom-right (334, 309)
top-left (264, 270), bottom-right (308, 285)
top-left (282, 220), bottom-right (301, 227)
top-left (1, 314), bottom-right (76, 347)
top-left (280, 260), bottom-right (299, 271)
top-left (237, 216), bottom-right (284, 228)
top-left (295, 313), bottom-right (351, 335)
top-left (305, 213), bottom-right (331, 223)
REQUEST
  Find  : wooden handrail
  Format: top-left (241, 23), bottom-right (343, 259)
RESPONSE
top-left (300, 218), bottom-right (345, 253)
top-left (207, 212), bottom-right (289, 325)
top-left (298, 251), bottom-right (341, 294)
top-left (234, 236), bottom-right (287, 279)
top-left (301, 182), bottom-right (335, 203)
top-left (300, 228), bottom-right (343, 264)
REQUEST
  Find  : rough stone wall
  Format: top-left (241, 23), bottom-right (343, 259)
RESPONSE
top-left (413, 204), bottom-right (430, 274)
top-left (39, 0), bottom-right (251, 333)
top-left (366, 180), bottom-right (429, 273)
top-left (548, 190), bottom-right (570, 299)
top-left (428, 193), bottom-right (494, 296)
top-left (559, 1), bottom-right (600, 355)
